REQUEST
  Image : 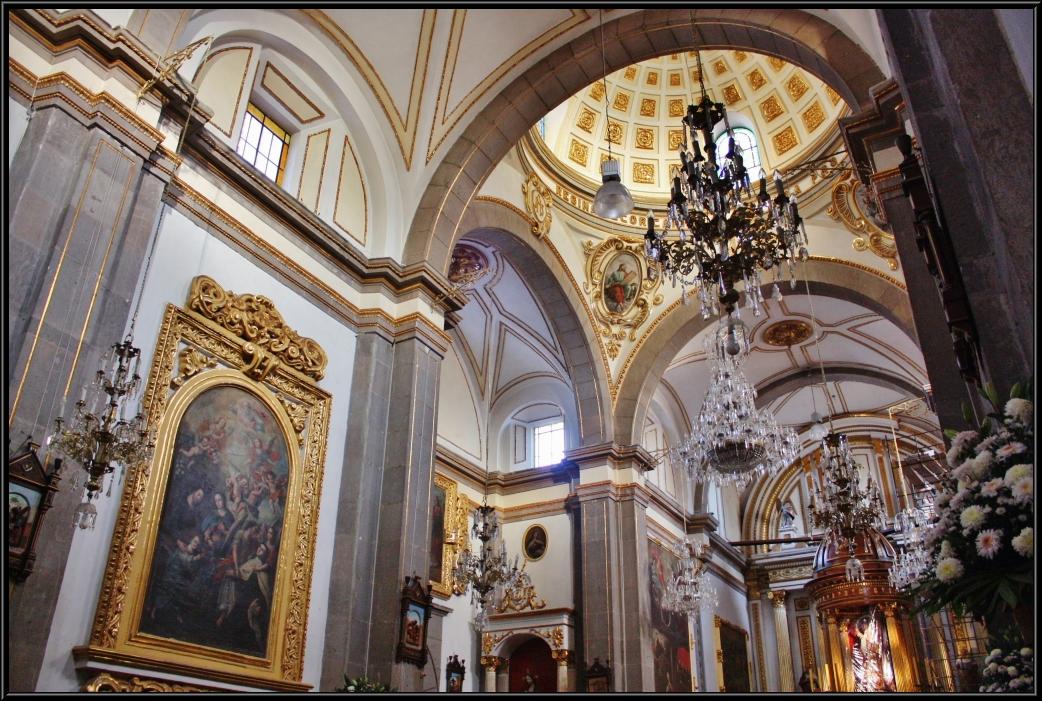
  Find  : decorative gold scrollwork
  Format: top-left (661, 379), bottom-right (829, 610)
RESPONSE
top-left (497, 579), bottom-right (547, 613)
top-left (188, 275), bottom-right (327, 380)
top-left (171, 346), bottom-right (218, 388)
top-left (84, 671), bottom-right (212, 692)
top-left (826, 173), bottom-right (899, 270)
top-left (522, 172), bottom-right (553, 239)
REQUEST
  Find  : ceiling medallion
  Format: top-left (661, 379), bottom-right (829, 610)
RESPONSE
top-left (582, 237), bottom-right (663, 360)
top-left (449, 243), bottom-right (490, 284)
top-left (763, 320), bottom-right (812, 347)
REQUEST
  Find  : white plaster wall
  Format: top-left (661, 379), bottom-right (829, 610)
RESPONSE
top-left (436, 345), bottom-right (484, 465)
top-left (8, 96), bottom-right (29, 166)
top-left (438, 598), bottom-right (483, 691)
top-left (90, 8), bottom-right (135, 29)
top-left (996, 9), bottom-right (1034, 106)
top-left (501, 513), bottom-right (573, 609)
top-left (35, 206), bottom-right (357, 691)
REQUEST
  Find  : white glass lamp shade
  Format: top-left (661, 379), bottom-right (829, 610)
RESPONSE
top-left (593, 157), bottom-right (634, 219)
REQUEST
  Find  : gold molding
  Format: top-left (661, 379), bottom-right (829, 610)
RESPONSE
top-left (85, 278), bottom-right (331, 687)
top-left (521, 172), bottom-right (553, 239)
top-left (260, 61), bottom-right (325, 125)
top-left (750, 601), bottom-right (768, 691)
top-left (582, 237), bottom-right (664, 360)
top-left (302, 9), bottom-right (434, 170)
top-left (826, 172), bottom-right (899, 270)
top-left (84, 671), bottom-right (215, 692)
top-left (797, 615), bottom-right (816, 673)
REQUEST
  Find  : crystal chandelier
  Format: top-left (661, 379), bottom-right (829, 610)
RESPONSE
top-left (671, 316), bottom-right (799, 490)
top-left (810, 432), bottom-right (888, 582)
top-left (643, 49), bottom-right (808, 320)
top-left (663, 539), bottom-right (718, 613)
top-left (452, 500), bottom-right (525, 630)
top-left (888, 504), bottom-right (932, 590)
top-left (49, 335), bottom-right (156, 529)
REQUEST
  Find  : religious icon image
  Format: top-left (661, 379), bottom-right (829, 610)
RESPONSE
top-left (648, 540), bottom-right (692, 692)
top-left (8, 486), bottom-right (40, 554)
top-left (429, 483), bottom-right (446, 583)
top-left (523, 524), bottom-right (547, 561)
top-left (848, 607), bottom-right (897, 692)
top-left (602, 253), bottom-right (640, 314)
top-left (140, 385), bottom-right (291, 658)
top-left (779, 500), bottom-right (797, 531)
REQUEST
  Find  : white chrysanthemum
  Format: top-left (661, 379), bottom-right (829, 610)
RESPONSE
top-left (936, 557), bottom-right (964, 582)
top-left (1005, 398), bottom-right (1033, 425)
top-left (997, 442), bottom-right (1028, 460)
top-left (940, 540), bottom-right (954, 558)
top-left (976, 529), bottom-right (1003, 558)
top-left (1020, 648), bottom-right (1032, 657)
top-left (1012, 477), bottom-right (1033, 504)
top-left (971, 451), bottom-right (996, 478)
top-left (1004, 464), bottom-right (1032, 486)
top-left (1012, 527), bottom-right (1033, 557)
top-left (977, 434), bottom-right (1000, 454)
top-left (960, 505), bottom-right (986, 531)
top-left (981, 478), bottom-right (1005, 498)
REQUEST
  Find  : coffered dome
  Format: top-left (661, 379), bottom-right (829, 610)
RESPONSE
top-left (535, 49), bottom-right (850, 201)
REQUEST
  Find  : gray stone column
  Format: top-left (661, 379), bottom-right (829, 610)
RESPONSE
top-left (6, 83), bottom-right (173, 692)
top-left (572, 471), bottom-right (654, 691)
top-left (877, 8), bottom-right (1034, 392)
top-left (319, 332), bottom-right (442, 692)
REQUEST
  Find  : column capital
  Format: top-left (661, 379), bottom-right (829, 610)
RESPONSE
top-left (767, 590), bottom-right (788, 607)
top-left (480, 655), bottom-right (506, 670)
top-left (551, 649), bottom-right (573, 666)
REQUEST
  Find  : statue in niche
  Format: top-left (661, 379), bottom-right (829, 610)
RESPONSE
top-left (779, 500), bottom-right (797, 531)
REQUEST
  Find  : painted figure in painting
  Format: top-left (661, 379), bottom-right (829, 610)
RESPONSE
top-left (648, 541), bottom-right (692, 692)
top-left (141, 385), bottom-right (290, 658)
top-left (524, 526), bottom-right (546, 560)
top-left (429, 485), bottom-right (446, 583)
top-left (8, 491), bottom-right (33, 551)
top-left (849, 610), bottom-right (896, 692)
top-left (603, 258), bottom-right (639, 314)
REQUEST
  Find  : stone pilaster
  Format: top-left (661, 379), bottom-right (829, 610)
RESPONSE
top-left (320, 333), bottom-right (442, 691)
top-left (481, 656), bottom-right (505, 692)
top-left (768, 591), bottom-right (795, 691)
top-left (552, 649), bottom-right (573, 692)
top-left (6, 69), bottom-right (174, 693)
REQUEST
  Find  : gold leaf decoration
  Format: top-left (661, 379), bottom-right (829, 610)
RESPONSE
top-left (802, 101), bottom-right (826, 132)
top-left (568, 139), bottom-right (589, 166)
top-left (635, 127), bottom-right (655, 150)
top-left (605, 120), bottom-right (623, 145)
top-left (669, 72), bottom-right (682, 87)
top-left (723, 83), bottom-right (742, 105)
top-left (786, 73), bottom-right (810, 102)
top-left (612, 91), bottom-right (630, 111)
top-left (632, 162), bottom-right (655, 184)
top-left (747, 68), bottom-right (766, 91)
top-left (760, 95), bottom-right (784, 122)
top-left (733, 50), bottom-right (748, 62)
top-left (713, 59), bottom-right (728, 75)
top-left (188, 275), bottom-right (327, 380)
top-left (768, 56), bottom-right (785, 72)
top-left (826, 85), bottom-right (842, 105)
top-left (668, 129), bottom-right (685, 151)
top-left (521, 171), bottom-right (553, 239)
top-left (589, 82), bottom-right (605, 101)
top-left (624, 66), bottom-right (637, 81)
top-left (576, 106), bottom-right (596, 133)
top-left (639, 98), bottom-right (656, 117)
top-left (668, 99), bottom-right (684, 117)
top-left (772, 125), bottom-right (798, 155)
top-left (646, 70), bottom-right (659, 86)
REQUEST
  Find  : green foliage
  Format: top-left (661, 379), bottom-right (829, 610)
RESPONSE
top-left (336, 675), bottom-right (395, 693)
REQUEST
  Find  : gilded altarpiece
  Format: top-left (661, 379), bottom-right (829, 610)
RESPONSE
top-left (77, 276), bottom-right (331, 691)
top-left (429, 473), bottom-right (466, 598)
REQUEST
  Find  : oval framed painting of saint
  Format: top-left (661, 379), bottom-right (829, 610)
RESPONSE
top-left (522, 524), bottom-right (548, 561)
top-left (601, 251), bottom-right (642, 316)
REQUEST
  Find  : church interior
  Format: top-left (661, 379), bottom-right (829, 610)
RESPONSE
top-left (6, 7), bottom-right (1035, 693)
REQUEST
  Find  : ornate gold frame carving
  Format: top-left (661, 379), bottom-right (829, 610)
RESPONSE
top-left (713, 615), bottom-right (752, 694)
top-left (430, 472), bottom-right (465, 598)
top-left (521, 172), bottom-right (553, 239)
top-left (80, 275), bottom-right (331, 690)
top-left (826, 172), bottom-right (898, 270)
top-left (84, 671), bottom-right (214, 692)
top-left (582, 237), bottom-right (663, 360)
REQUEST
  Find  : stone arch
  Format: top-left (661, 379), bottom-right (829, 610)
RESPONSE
top-left (460, 200), bottom-right (611, 446)
top-left (613, 259), bottom-right (913, 447)
top-left (404, 9), bottom-right (886, 272)
top-left (756, 364), bottom-right (926, 406)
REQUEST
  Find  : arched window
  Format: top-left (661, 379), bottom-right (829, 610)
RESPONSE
top-left (715, 128), bottom-right (761, 182)
top-left (532, 418), bottom-right (564, 467)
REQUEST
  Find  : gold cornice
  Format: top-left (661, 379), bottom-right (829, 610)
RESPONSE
top-left (300, 9), bottom-right (435, 171)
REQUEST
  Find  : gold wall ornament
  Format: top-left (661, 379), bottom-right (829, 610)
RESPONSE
top-left (84, 671), bottom-right (215, 692)
top-left (171, 347), bottom-right (218, 388)
top-left (632, 162), bottom-right (655, 185)
top-left (582, 237), bottom-right (664, 360)
top-left (669, 72), bottom-right (682, 87)
top-left (767, 564), bottom-right (814, 582)
top-left (589, 82), bottom-right (605, 101)
top-left (187, 275), bottom-right (327, 380)
top-left (639, 98), bottom-right (656, 118)
top-left (768, 57), bottom-right (785, 72)
top-left (497, 578), bottom-right (547, 613)
top-left (623, 66), bottom-right (637, 81)
top-left (82, 277), bottom-right (332, 690)
top-left (734, 51), bottom-right (748, 63)
top-left (645, 70), bottom-right (659, 86)
top-left (521, 172), bottom-right (553, 239)
top-left (568, 139), bottom-right (589, 167)
top-left (136, 36), bottom-right (214, 99)
top-left (826, 172), bottom-right (899, 270)
top-left (762, 320), bottom-right (813, 347)
top-left (429, 473), bottom-right (465, 597)
top-left (612, 91), bottom-right (631, 112)
top-left (635, 127), bottom-right (655, 150)
top-left (668, 99), bottom-right (684, 117)
top-left (747, 68), bottom-right (766, 91)
top-left (576, 107), bottom-right (596, 133)
top-left (605, 120), bottom-right (623, 145)
top-left (713, 59), bottom-right (728, 75)
top-left (760, 95), bottom-right (784, 123)
top-left (786, 73), bottom-right (810, 102)
top-left (772, 126), bottom-right (799, 155)
top-left (825, 85), bottom-right (842, 105)
top-left (668, 130), bottom-right (685, 151)
top-left (723, 83), bottom-right (743, 105)
top-left (802, 101), bottom-right (826, 132)
top-left (797, 616), bottom-right (817, 673)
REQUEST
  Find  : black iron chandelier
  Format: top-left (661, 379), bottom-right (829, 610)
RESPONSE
top-left (644, 50), bottom-right (809, 320)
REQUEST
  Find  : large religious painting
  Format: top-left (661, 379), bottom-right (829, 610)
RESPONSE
top-left (429, 470), bottom-right (464, 597)
top-left (715, 617), bottom-right (752, 693)
top-left (601, 251), bottom-right (641, 314)
top-left (79, 275), bottom-right (331, 691)
top-left (648, 539), bottom-right (693, 692)
top-left (139, 385), bottom-right (290, 657)
top-left (847, 607), bottom-right (897, 692)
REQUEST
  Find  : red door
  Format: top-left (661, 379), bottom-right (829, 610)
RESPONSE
top-left (508, 637), bottom-right (558, 692)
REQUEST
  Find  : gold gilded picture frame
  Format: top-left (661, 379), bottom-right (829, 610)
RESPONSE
top-left (429, 472), bottom-right (464, 598)
top-left (76, 276), bottom-right (331, 691)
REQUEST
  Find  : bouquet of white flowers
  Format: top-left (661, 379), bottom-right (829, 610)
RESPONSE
top-left (908, 382), bottom-right (1034, 641)
top-left (980, 647), bottom-right (1034, 693)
